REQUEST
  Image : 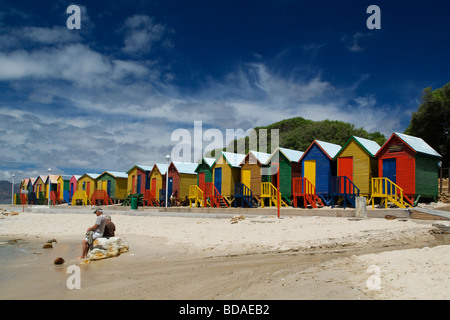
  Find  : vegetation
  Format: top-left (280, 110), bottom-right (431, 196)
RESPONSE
top-left (405, 83), bottom-right (450, 168)
top-left (222, 116), bottom-right (386, 155)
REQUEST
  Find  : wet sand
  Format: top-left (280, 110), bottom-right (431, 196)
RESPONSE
top-left (1, 211), bottom-right (449, 300)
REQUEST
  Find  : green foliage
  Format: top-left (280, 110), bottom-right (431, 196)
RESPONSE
top-left (222, 116), bottom-right (386, 154)
top-left (405, 82), bottom-right (450, 166)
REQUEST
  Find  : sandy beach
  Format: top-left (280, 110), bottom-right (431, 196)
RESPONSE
top-left (0, 206), bottom-right (449, 300)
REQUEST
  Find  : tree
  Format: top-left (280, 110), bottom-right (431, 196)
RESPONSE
top-left (405, 83), bottom-right (450, 167)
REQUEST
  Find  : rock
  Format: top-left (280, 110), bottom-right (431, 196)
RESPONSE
top-left (87, 237), bottom-right (129, 261)
top-left (230, 215), bottom-right (245, 224)
top-left (43, 243), bottom-right (53, 249)
top-left (46, 238), bottom-right (57, 244)
top-left (384, 215), bottom-right (397, 220)
top-left (432, 221), bottom-right (450, 234)
top-left (53, 257), bottom-right (65, 265)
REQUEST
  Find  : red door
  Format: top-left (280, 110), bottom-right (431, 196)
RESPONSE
top-left (151, 178), bottom-right (156, 197)
top-left (198, 172), bottom-right (205, 191)
top-left (338, 157), bottom-right (353, 193)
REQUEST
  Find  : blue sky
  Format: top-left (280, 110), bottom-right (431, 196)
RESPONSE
top-left (1, 0), bottom-right (450, 181)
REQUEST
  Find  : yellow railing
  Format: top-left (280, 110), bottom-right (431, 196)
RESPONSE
top-left (71, 190), bottom-right (89, 206)
top-left (189, 185), bottom-right (204, 207)
top-left (371, 177), bottom-right (407, 209)
top-left (260, 182), bottom-right (288, 208)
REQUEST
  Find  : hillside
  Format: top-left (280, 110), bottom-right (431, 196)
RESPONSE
top-left (0, 181), bottom-right (20, 204)
top-left (224, 116), bottom-right (386, 154)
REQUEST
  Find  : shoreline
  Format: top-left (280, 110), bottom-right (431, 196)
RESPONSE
top-left (1, 209), bottom-right (450, 300)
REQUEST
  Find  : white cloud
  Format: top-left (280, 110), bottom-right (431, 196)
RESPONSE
top-left (121, 15), bottom-right (172, 55)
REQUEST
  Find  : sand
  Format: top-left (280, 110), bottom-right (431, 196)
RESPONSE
top-left (0, 209), bottom-right (449, 300)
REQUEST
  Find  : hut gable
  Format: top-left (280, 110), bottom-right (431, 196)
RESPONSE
top-left (148, 163), bottom-right (168, 199)
top-left (126, 164), bottom-right (153, 194)
top-left (195, 157), bottom-right (215, 187)
top-left (168, 161), bottom-right (198, 200)
top-left (239, 150), bottom-right (271, 196)
top-left (212, 152), bottom-right (246, 197)
top-left (375, 132), bottom-right (441, 197)
top-left (267, 147), bottom-right (304, 199)
top-left (334, 136), bottom-right (381, 195)
top-left (299, 140), bottom-right (341, 195)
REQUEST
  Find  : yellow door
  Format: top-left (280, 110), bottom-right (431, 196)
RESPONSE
top-left (102, 180), bottom-right (107, 191)
top-left (304, 160), bottom-right (316, 187)
top-left (242, 170), bottom-right (251, 189)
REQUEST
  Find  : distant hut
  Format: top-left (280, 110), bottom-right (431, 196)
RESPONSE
top-left (96, 171), bottom-right (128, 203)
top-left (126, 165), bottom-right (153, 195)
top-left (148, 163), bottom-right (168, 204)
top-left (168, 161), bottom-right (198, 204)
top-left (77, 173), bottom-right (100, 200)
top-left (57, 175), bottom-right (72, 204)
top-left (211, 152), bottom-right (246, 199)
top-left (375, 132), bottom-right (441, 203)
top-left (299, 140), bottom-right (341, 201)
top-left (69, 175), bottom-right (81, 199)
top-left (266, 147), bottom-right (304, 203)
top-left (239, 150), bottom-right (271, 198)
top-left (195, 157), bottom-right (215, 191)
top-left (334, 136), bottom-right (381, 197)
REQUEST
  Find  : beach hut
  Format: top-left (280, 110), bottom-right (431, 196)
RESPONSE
top-left (234, 151), bottom-right (271, 207)
top-left (57, 175), bottom-right (72, 204)
top-left (266, 147), bottom-right (304, 203)
top-left (69, 175), bottom-right (81, 199)
top-left (195, 157), bottom-right (215, 190)
top-left (27, 178), bottom-right (37, 204)
top-left (148, 163), bottom-right (168, 206)
top-left (126, 165), bottom-right (153, 194)
top-left (45, 175), bottom-right (59, 205)
top-left (77, 173), bottom-right (100, 200)
top-left (299, 140), bottom-right (342, 203)
top-left (334, 136), bottom-right (381, 196)
top-left (168, 161), bottom-right (198, 205)
top-left (96, 171), bottom-right (128, 204)
top-left (211, 152), bottom-right (246, 201)
top-left (374, 132), bottom-right (441, 205)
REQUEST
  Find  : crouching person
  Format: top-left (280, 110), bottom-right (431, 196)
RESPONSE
top-left (78, 207), bottom-right (106, 259)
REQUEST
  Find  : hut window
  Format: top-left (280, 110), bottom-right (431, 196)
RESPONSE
top-left (389, 143), bottom-right (404, 153)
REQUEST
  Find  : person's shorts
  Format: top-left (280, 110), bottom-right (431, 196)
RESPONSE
top-left (85, 231), bottom-right (102, 246)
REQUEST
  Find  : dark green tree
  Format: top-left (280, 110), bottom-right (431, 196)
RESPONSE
top-left (405, 83), bottom-right (450, 167)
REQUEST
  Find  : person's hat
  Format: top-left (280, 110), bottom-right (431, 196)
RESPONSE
top-left (93, 207), bottom-right (103, 213)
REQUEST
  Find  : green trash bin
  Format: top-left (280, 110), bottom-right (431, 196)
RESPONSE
top-left (131, 197), bottom-right (138, 210)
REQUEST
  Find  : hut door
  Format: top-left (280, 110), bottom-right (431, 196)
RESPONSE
top-left (151, 178), bottom-right (156, 193)
top-left (107, 180), bottom-right (111, 196)
top-left (198, 172), bottom-right (205, 191)
top-left (87, 182), bottom-right (90, 197)
top-left (304, 160), bottom-right (316, 187)
top-left (339, 157), bottom-right (353, 192)
top-left (168, 177), bottom-right (173, 197)
top-left (242, 170), bottom-right (251, 190)
top-left (383, 158), bottom-right (396, 183)
top-left (214, 168), bottom-right (222, 194)
top-left (136, 175), bottom-right (142, 194)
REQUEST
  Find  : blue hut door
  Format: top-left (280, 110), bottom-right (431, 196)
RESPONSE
top-left (214, 168), bottom-right (222, 194)
top-left (107, 180), bottom-right (111, 197)
top-left (168, 177), bottom-right (173, 197)
top-left (136, 175), bottom-right (141, 194)
top-left (383, 158), bottom-right (396, 183)
top-left (383, 158), bottom-right (396, 194)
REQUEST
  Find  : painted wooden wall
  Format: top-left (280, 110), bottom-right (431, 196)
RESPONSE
top-left (127, 167), bottom-right (146, 194)
top-left (301, 144), bottom-right (336, 195)
top-left (415, 154), bottom-right (439, 197)
top-left (77, 175), bottom-right (97, 199)
top-left (377, 135), bottom-right (416, 196)
top-left (196, 160), bottom-right (213, 187)
top-left (212, 154), bottom-right (241, 197)
top-left (240, 153), bottom-right (268, 197)
top-left (149, 167), bottom-right (166, 199)
top-left (97, 173), bottom-right (127, 200)
top-left (337, 139), bottom-right (376, 195)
